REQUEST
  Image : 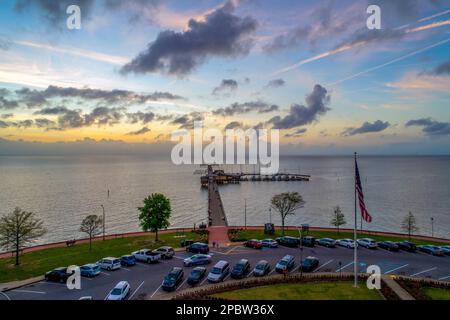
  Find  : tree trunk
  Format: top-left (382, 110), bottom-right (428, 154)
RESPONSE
top-left (155, 228), bottom-right (159, 242)
top-left (89, 235), bottom-right (92, 251)
top-left (281, 216), bottom-right (285, 236)
top-left (337, 225), bottom-right (340, 234)
top-left (15, 238), bottom-right (20, 266)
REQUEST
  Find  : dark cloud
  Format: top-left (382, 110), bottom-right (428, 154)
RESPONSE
top-left (126, 126), bottom-right (151, 136)
top-left (34, 106), bottom-right (71, 115)
top-left (268, 84), bottom-right (330, 129)
top-left (53, 106), bottom-right (125, 129)
top-left (224, 121), bottom-right (245, 130)
top-left (171, 112), bottom-right (204, 129)
top-left (284, 128), bottom-right (307, 138)
top-left (406, 118), bottom-right (450, 136)
top-left (212, 79), bottom-right (238, 95)
top-left (1, 113), bottom-right (14, 119)
top-left (126, 111), bottom-right (155, 124)
top-left (14, 86), bottom-right (183, 108)
top-left (266, 79), bottom-right (286, 88)
top-left (0, 120), bottom-right (9, 128)
top-left (120, 3), bottom-right (257, 76)
top-left (428, 60), bottom-right (450, 76)
top-left (213, 101), bottom-right (279, 117)
top-left (34, 118), bottom-right (56, 128)
top-left (0, 97), bottom-right (19, 110)
top-left (342, 120), bottom-right (390, 136)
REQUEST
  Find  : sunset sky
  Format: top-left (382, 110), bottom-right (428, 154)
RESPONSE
top-left (0, 0), bottom-right (449, 155)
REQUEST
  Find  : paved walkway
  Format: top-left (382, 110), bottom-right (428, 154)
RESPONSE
top-left (208, 226), bottom-right (230, 247)
top-left (207, 179), bottom-right (228, 226)
top-left (382, 276), bottom-right (415, 300)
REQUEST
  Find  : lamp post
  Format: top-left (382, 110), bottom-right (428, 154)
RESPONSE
top-left (431, 217), bottom-right (434, 237)
top-left (269, 207), bottom-right (272, 224)
top-left (244, 198), bottom-right (247, 230)
top-left (298, 227), bottom-right (303, 278)
top-left (101, 204), bottom-right (105, 241)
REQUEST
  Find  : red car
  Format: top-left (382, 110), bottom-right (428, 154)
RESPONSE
top-left (244, 239), bottom-right (263, 249)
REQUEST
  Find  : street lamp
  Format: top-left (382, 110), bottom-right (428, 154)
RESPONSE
top-left (101, 204), bottom-right (105, 241)
top-left (244, 198), bottom-right (247, 230)
top-left (298, 227), bottom-right (304, 278)
top-left (431, 217), bottom-right (434, 237)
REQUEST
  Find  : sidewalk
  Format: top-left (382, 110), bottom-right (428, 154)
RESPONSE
top-left (0, 276), bottom-right (44, 292)
top-left (382, 276), bottom-right (415, 300)
top-left (208, 226), bottom-right (230, 247)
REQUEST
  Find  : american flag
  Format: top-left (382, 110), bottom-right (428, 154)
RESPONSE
top-left (355, 158), bottom-right (372, 223)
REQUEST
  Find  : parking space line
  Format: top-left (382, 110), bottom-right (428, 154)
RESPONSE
top-left (176, 278), bottom-right (188, 291)
top-left (121, 267), bottom-right (131, 272)
top-left (291, 266), bottom-right (300, 273)
top-left (0, 292), bottom-right (11, 301)
top-left (200, 277), bottom-right (209, 286)
top-left (223, 274), bottom-right (231, 282)
top-left (336, 261), bottom-right (354, 272)
top-left (438, 275), bottom-right (450, 281)
top-left (313, 259), bottom-right (334, 273)
top-left (246, 271), bottom-right (253, 278)
top-left (268, 268), bottom-right (276, 275)
top-left (150, 283), bottom-right (163, 298)
top-left (128, 281), bottom-right (144, 300)
top-left (410, 267), bottom-right (437, 277)
top-left (384, 264), bottom-right (409, 275)
top-left (39, 281), bottom-right (66, 286)
top-left (173, 256), bottom-right (185, 260)
top-left (12, 289), bottom-right (46, 295)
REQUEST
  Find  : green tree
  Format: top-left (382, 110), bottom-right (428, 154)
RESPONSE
top-left (0, 207), bottom-right (47, 266)
top-left (79, 215), bottom-right (102, 251)
top-left (271, 192), bottom-right (305, 236)
top-left (330, 206), bottom-right (346, 234)
top-left (401, 211), bottom-right (418, 240)
top-left (138, 193), bottom-right (171, 241)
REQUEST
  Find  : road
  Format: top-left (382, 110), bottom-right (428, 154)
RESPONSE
top-left (1, 244), bottom-right (449, 300)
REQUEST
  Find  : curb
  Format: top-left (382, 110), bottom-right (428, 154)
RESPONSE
top-left (0, 276), bottom-right (44, 292)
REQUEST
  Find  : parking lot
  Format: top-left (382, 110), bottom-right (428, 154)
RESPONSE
top-left (1, 243), bottom-right (449, 300)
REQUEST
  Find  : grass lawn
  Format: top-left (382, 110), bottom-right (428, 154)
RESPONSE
top-left (0, 231), bottom-right (204, 283)
top-left (212, 281), bottom-right (382, 300)
top-left (422, 287), bottom-right (450, 300)
top-left (229, 229), bottom-right (448, 246)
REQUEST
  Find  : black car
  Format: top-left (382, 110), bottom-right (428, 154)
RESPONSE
top-left (300, 236), bottom-right (316, 247)
top-left (300, 257), bottom-right (319, 272)
top-left (180, 239), bottom-right (195, 247)
top-left (275, 236), bottom-right (299, 248)
top-left (253, 260), bottom-right (271, 277)
top-left (187, 242), bottom-right (209, 254)
top-left (45, 267), bottom-right (70, 283)
top-left (187, 267), bottom-right (207, 286)
top-left (397, 241), bottom-right (417, 252)
top-left (317, 238), bottom-right (336, 248)
top-left (231, 259), bottom-right (251, 279)
top-left (162, 267), bottom-right (184, 291)
top-left (378, 241), bottom-right (399, 251)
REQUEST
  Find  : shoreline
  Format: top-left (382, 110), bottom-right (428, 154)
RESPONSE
top-left (1, 225), bottom-right (449, 259)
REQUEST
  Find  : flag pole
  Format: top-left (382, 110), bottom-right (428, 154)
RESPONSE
top-left (353, 152), bottom-right (358, 287)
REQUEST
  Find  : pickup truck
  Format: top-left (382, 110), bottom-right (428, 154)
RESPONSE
top-left (132, 249), bottom-right (161, 263)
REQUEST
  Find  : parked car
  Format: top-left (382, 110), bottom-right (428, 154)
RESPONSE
top-left (357, 238), bottom-right (378, 249)
top-left (45, 267), bottom-right (70, 283)
top-left (439, 246), bottom-right (450, 255)
top-left (300, 256), bottom-right (319, 272)
top-left (397, 241), bottom-right (417, 252)
top-left (261, 238), bottom-right (278, 248)
top-left (337, 239), bottom-right (356, 248)
top-left (244, 239), bottom-right (263, 249)
top-left (180, 239), bottom-right (195, 247)
top-left (378, 241), bottom-right (399, 251)
top-left (300, 236), bottom-right (316, 247)
top-left (275, 255), bottom-right (295, 273)
top-left (207, 260), bottom-right (230, 283)
top-left (187, 242), bottom-right (209, 254)
top-left (132, 249), bottom-right (161, 263)
top-left (187, 267), bottom-right (207, 286)
top-left (162, 267), bottom-right (184, 292)
top-left (120, 255), bottom-right (136, 267)
top-left (153, 246), bottom-right (175, 259)
top-left (418, 245), bottom-right (445, 256)
top-left (231, 259), bottom-right (251, 279)
top-left (97, 257), bottom-right (121, 271)
top-left (183, 254), bottom-right (212, 267)
top-left (80, 264), bottom-right (101, 277)
top-left (317, 238), bottom-right (336, 248)
top-left (106, 281), bottom-right (130, 300)
top-left (253, 260), bottom-right (271, 277)
top-left (275, 236), bottom-right (299, 248)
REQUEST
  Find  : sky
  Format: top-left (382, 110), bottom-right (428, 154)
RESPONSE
top-left (0, 0), bottom-right (449, 155)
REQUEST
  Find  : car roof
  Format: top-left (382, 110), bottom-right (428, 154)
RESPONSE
top-left (256, 260), bottom-right (268, 264)
top-left (171, 267), bottom-right (183, 273)
top-left (214, 260), bottom-right (229, 268)
top-left (281, 255), bottom-right (294, 260)
top-left (103, 257), bottom-right (118, 260)
top-left (237, 259), bottom-right (249, 264)
top-left (54, 267), bottom-right (67, 271)
top-left (115, 281), bottom-right (129, 288)
top-left (193, 266), bottom-right (206, 271)
top-left (82, 263), bottom-right (97, 267)
top-left (159, 246), bottom-right (173, 249)
top-left (305, 256), bottom-right (318, 260)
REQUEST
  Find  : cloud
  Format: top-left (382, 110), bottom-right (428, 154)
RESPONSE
top-left (1, 113), bottom-right (14, 119)
top-left (34, 106), bottom-right (71, 115)
top-left (406, 118), bottom-right (450, 136)
top-left (171, 112), bottom-right (204, 129)
top-left (342, 120), bottom-right (390, 136)
top-left (127, 126), bottom-right (151, 136)
top-left (120, 2), bottom-right (257, 76)
top-left (213, 101), bottom-right (279, 116)
top-left (224, 121), bottom-right (245, 130)
top-left (386, 72), bottom-right (450, 92)
top-left (52, 106), bottom-right (125, 129)
top-left (212, 79), bottom-right (238, 95)
top-left (126, 111), bottom-right (156, 125)
top-left (428, 59), bottom-right (450, 75)
top-left (34, 118), bottom-right (56, 128)
top-left (0, 97), bottom-right (19, 110)
top-left (268, 84), bottom-right (330, 129)
top-left (284, 128), bottom-right (307, 138)
top-left (266, 79), bottom-right (286, 88)
top-left (13, 85), bottom-right (184, 108)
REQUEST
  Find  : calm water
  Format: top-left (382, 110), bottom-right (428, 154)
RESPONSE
top-left (0, 155), bottom-right (449, 246)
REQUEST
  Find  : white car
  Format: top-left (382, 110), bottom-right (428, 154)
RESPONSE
top-left (97, 257), bottom-right (121, 271)
top-left (337, 239), bottom-right (356, 248)
top-left (106, 281), bottom-right (130, 300)
top-left (357, 238), bottom-right (378, 249)
top-left (132, 249), bottom-right (161, 263)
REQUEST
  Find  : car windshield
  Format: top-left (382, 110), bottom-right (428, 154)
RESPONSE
top-left (111, 288), bottom-right (122, 295)
top-left (303, 259), bottom-right (313, 265)
top-left (166, 273), bottom-right (177, 281)
top-left (256, 264), bottom-right (265, 270)
top-left (191, 270), bottom-right (202, 277)
top-left (278, 260), bottom-right (288, 266)
top-left (234, 264), bottom-right (244, 271)
top-left (211, 267), bottom-right (222, 274)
